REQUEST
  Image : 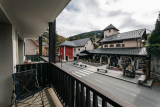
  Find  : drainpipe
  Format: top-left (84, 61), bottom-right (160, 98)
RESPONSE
top-left (64, 46), bottom-right (65, 61)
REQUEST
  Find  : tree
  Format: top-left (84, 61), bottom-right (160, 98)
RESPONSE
top-left (147, 12), bottom-right (160, 56)
top-left (41, 29), bottom-right (66, 52)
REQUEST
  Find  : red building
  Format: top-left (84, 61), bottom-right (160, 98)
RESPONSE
top-left (59, 41), bottom-right (76, 61)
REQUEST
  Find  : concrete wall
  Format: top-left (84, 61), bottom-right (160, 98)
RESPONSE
top-left (151, 55), bottom-right (160, 74)
top-left (0, 24), bottom-right (13, 106)
top-left (104, 29), bottom-right (118, 38)
top-left (24, 39), bottom-right (38, 55)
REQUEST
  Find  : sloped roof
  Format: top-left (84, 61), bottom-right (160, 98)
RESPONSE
top-left (59, 38), bottom-right (91, 47)
top-left (90, 47), bottom-right (147, 56)
top-left (80, 50), bottom-right (92, 54)
top-left (73, 38), bottom-right (90, 47)
top-left (101, 29), bottom-right (146, 42)
top-left (32, 40), bottom-right (39, 46)
top-left (59, 41), bottom-right (76, 47)
top-left (103, 24), bottom-right (119, 31)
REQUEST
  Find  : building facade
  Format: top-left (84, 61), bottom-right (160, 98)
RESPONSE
top-left (59, 38), bottom-right (94, 61)
top-left (73, 38), bottom-right (94, 58)
top-left (59, 46), bottom-right (74, 61)
top-left (87, 24), bottom-right (149, 71)
top-left (101, 24), bottom-right (146, 48)
top-left (59, 41), bottom-right (76, 61)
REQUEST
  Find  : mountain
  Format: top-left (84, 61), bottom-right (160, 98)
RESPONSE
top-left (67, 30), bottom-right (104, 43)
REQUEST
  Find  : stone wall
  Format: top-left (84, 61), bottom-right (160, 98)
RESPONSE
top-left (151, 55), bottom-right (160, 81)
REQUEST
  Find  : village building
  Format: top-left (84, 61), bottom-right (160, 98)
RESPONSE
top-left (25, 39), bottom-right (49, 56)
top-left (59, 41), bottom-right (76, 61)
top-left (24, 39), bottom-right (39, 55)
top-left (73, 38), bottom-right (94, 59)
top-left (59, 38), bottom-right (94, 61)
top-left (81, 24), bottom-right (149, 71)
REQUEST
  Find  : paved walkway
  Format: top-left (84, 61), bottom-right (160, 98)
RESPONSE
top-left (76, 61), bottom-right (153, 87)
top-left (76, 62), bottom-right (139, 84)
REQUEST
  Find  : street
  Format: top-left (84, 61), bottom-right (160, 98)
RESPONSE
top-left (56, 62), bottom-right (160, 107)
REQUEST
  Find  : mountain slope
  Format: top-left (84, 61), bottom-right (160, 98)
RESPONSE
top-left (67, 30), bottom-right (104, 43)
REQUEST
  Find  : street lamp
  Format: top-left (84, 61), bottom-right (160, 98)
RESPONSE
top-left (61, 53), bottom-right (62, 67)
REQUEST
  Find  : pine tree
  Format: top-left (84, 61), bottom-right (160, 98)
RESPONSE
top-left (147, 12), bottom-right (160, 56)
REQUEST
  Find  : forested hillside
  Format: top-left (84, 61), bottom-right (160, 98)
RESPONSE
top-left (67, 30), bottom-right (104, 43)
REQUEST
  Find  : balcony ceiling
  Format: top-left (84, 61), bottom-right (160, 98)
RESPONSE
top-left (0, 0), bottom-right (70, 38)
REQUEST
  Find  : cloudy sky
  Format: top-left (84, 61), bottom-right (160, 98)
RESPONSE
top-left (56, 0), bottom-right (160, 37)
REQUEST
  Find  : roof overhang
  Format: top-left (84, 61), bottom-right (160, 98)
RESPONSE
top-left (90, 48), bottom-right (148, 57)
top-left (0, 0), bottom-right (70, 38)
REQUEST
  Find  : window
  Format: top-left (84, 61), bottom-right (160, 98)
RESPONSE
top-left (116, 44), bottom-right (121, 47)
top-left (85, 47), bottom-right (86, 50)
top-left (110, 44), bottom-right (114, 47)
top-left (104, 45), bottom-right (108, 48)
top-left (109, 29), bottom-right (111, 33)
top-left (122, 44), bottom-right (125, 47)
top-left (78, 48), bottom-right (80, 51)
top-left (74, 48), bottom-right (76, 52)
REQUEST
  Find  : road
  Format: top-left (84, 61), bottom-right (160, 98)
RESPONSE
top-left (56, 62), bottom-right (160, 107)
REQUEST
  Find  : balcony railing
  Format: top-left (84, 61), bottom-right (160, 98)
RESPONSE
top-left (16, 62), bottom-right (49, 88)
top-left (15, 55), bottom-right (133, 107)
top-left (25, 55), bottom-right (47, 62)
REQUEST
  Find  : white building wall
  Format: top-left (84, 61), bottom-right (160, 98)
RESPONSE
top-left (0, 24), bottom-right (15, 106)
top-left (73, 39), bottom-right (94, 57)
top-left (104, 29), bottom-right (118, 38)
top-left (0, 6), bottom-right (24, 106)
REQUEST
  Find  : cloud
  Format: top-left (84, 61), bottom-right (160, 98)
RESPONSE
top-left (105, 0), bottom-right (119, 5)
top-left (57, 0), bottom-right (160, 37)
top-left (119, 16), bottom-right (153, 32)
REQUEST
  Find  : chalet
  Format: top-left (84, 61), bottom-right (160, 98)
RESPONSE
top-left (59, 38), bottom-right (94, 61)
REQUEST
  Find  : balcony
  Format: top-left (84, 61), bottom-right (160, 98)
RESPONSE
top-left (12, 55), bottom-right (133, 107)
top-left (0, 1), bottom-right (134, 105)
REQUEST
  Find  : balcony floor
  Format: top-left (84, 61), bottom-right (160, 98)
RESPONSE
top-left (12, 88), bottom-right (55, 107)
